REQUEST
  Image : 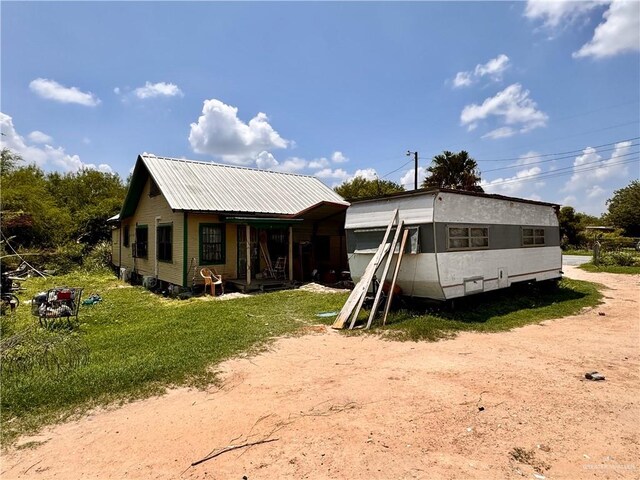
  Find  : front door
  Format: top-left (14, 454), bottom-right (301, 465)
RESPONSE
top-left (237, 226), bottom-right (258, 279)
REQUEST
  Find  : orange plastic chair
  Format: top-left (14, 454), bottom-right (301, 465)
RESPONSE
top-left (200, 267), bottom-right (224, 296)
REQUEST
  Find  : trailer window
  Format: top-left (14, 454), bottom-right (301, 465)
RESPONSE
top-left (522, 228), bottom-right (545, 246)
top-left (447, 226), bottom-right (489, 250)
top-left (407, 227), bottom-right (420, 254)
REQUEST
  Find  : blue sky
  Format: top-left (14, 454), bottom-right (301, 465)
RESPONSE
top-left (2, 1), bottom-right (639, 215)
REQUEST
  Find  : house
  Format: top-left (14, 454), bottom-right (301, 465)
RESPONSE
top-left (345, 188), bottom-right (562, 301)
top-left (110, 154), bottom-right (349, 291)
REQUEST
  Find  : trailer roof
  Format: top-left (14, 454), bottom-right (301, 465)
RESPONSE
top-left (350, 187), bottom-right (560, 209)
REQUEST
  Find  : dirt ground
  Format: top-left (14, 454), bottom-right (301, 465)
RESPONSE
top-left (2, 266), bottom-right (638, 479)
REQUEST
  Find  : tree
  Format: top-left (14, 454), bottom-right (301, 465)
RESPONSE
top-left (1, 163), bottom-right (72, 248)
top-left (46, 169), bottom-right (126, 246)
top-left (421, 150), bottom-right (484, 192)
top-left (558, 206), bottom-right (605, 247)
top-left (1, 148), bottom-right (22, 175)
top-left (558, 206), bottom-right (580, 247)
top-left (334, 177), bottom-right (405, 202)
top-left (0, 149), bottom-right (126, 251)
top-left (605, 180), bottom-right (640, 237)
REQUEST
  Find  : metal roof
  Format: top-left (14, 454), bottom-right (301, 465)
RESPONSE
top-left (138, 154), bottom-right (348, 215)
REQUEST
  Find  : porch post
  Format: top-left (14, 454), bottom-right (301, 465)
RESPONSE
top-left (246, 224), bottom-right (252, 286)
top-left (288, 226), bottom-right (293, 281)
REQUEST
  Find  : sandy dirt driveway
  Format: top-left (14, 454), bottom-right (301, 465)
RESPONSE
top-left (2, 266), bottom-right (639, 480)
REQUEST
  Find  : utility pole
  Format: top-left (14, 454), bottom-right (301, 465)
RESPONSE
top-left (406, 150), bottom-right (418, 190)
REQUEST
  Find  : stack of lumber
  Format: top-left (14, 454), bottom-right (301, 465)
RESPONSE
top-left (332, 209), bottom-right (409, 330)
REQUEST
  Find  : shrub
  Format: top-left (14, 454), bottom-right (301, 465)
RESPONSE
top-left (599, 251), bottom-right (640, 267)
top-left (46, 243), bottom-right (84, 274)
top-left (83, 241), bottom-right (113, 272)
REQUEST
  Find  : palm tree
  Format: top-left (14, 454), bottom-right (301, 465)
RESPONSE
top-left (421, 150), bottom-right (484, 192)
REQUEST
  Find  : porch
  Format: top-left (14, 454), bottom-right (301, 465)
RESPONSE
top-left (225, 278), bottom-right (295, 293)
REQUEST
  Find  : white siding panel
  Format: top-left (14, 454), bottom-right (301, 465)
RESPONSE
top-left (434, 192), bottom-right (558, 226)
top-left (345, 194), bottom-right (435, 229)
top-left (348, 252), bottom-right (443, 300)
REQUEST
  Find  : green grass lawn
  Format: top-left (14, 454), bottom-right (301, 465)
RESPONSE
top-left (316, 279), bottom-right (602, 342)
top-left (562, 249), bottom-right (592, 256)
top-left (1, 270), bottom-right (345, 445)
top-left (1, 271), bottom-right (601, 445)
top-left (579, 263), bottom-right (640, 274)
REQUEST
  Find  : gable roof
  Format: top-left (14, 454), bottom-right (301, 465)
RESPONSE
top-left (120, 154), bottom-right (348, 219)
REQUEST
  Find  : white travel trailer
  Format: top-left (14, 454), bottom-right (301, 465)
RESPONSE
top-left (345, 189), bottom-right (563, 301)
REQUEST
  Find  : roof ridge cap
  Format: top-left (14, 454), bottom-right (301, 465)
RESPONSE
top-left (141, 153), bottom-right (319, 179)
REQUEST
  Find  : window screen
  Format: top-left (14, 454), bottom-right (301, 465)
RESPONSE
top-left (447, 226), bottom-right (489, 250)
top-left (522, 228), bottom-right (545, 246)
top-left (200, 224), bottom-right (225, 264)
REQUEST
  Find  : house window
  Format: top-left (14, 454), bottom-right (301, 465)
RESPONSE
top-left (523, 228), bottom-right (545, 246)
top-left (157, 225), bottom-right (172, 262)
top-left (123, 225), bottom-right (130, 247)
top-left (134, 225), bottom-right (148, 258)
top-left (447, 226), bottom-right (489, 250)
top-left (200, 224), bottom-right (225, 264)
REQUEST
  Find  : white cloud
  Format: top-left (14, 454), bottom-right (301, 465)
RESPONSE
top-left (573, 0), bottom-right (640, 58)
top-left (460, 83), bottom-right (548, 137)
top-left (400, 167), bottom-right (428, 190)
top-left (308, 157), bottom-right (330, 169)
top-left (29, 78), bottom-right (100, 106)
top-left (452, 54), bottom-right (510, 88)
top-left (331, 151), bottom-right (349, 163)
top-left (27, 130), bottom-right (53, 144)
top-left (525, 0), bottom-right (638, 59)
top-left (253, 151), bottom-right (306, 173)
top-left (528, 193), bottom-right (542, 201)
top-left (563, 141), bottom-right (631, 191)
top-left (255, 151), bottom-right (278, 170)
top-left (474, 54), bottom-right (510, 80)
top-left (453, 71), bottom-right (473, 88)
top-left (524, 0), bottom-right (608, 29)
top-left (352, 168), bottom-right (378, 181)
top-left (482, 127), bottom-right (516, 140)
top-left (0, 112), bottom-right (112, 173)
top-left (314, 168), bottom-right (350, 182)
top-left (114, 87), bottom-right (121, 95)
top-left (133, 81), bottom-right (184, 99)
top-left (276, 157), bottom-right (307, 173)
top-left (189, 99), bottom-right (290, 165)
top-left (517, 150), bottom-right (544, 166)
top-left (587, 185), bottom-right (606, 198)
top-left (482, 166), bottom-right (543, 196)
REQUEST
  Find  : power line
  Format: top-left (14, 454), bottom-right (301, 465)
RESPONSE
top-left (548, 99), bottom-right (640, 122)
top-left (379, 158), bottom-right (415, 179)
top-left (416, 120), bottom-right (640, 162)
top-left (476, 136), bottom-right (640, 163)
top-left (375, 135), bottom-right (639, 184)
top-left (484, 157), bottom-right (638, 187)
top-left (482, 145), bottom-right (640, 174)
top-left (494, 154), bottom-right (638, 182)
